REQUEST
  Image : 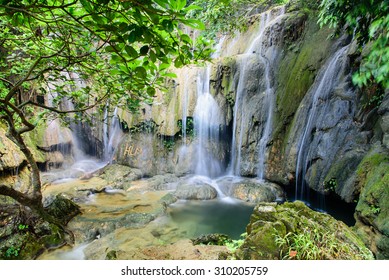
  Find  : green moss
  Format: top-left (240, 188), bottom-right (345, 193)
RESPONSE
top-left (40, 224), bottom-right (65, 248)
top-left (45, 194), bottom-right (81, 225)
top-left (356, 153), bottom-right (389, 178)
top-left (22, 133), bottom-right (47, 163)
top-left (219, 57), bottom-right (237, 104)
top-left (356, 163), bottom-right (389, 234)
top-left (27, 122), bottom-right (47, 148)
top-left (275, 14), bottom-right (335, 138)
top-left (354, 147), bottom-right (389, 258)
top-left (236, 201), bottom-right (373, 260)
top-left (106, 250), bottom-right (118, 260)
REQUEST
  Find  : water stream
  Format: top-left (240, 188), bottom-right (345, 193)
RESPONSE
top-left (103, 107), bottom-right (123, 162)
top-left (295, 45), bottom-right (350, 199)
top-left (229, 8), bottom-right (285, 177)
top-left (193, 66), bottom-right (223, 177)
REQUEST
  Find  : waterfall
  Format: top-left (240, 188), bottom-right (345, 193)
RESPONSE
top-left (295, 45), bottom-right (350, 199)
top-left (103, 103), bottom-right (109, 159)
top-left (181, 69), bottom-right (190, 142)
top-left (256, 8), bottom-right (285, 180)
top-left (43, 72), bottom-right (106, 179)
top-left (193, 65), bottom-right (223, 177)
top-left (229, 7), bottom-right (285, 177)
top-left (104, 107), bottom-right (123, 162)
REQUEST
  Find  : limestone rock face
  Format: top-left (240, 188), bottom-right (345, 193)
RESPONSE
top-left (0, 126), bottom-right (26, 172)
top-left (378, 91), bottom-right (389, 150)
top-left (235, 201), bottom-right (373, 260)
top-left (114, 133), bottom-right (229, 177)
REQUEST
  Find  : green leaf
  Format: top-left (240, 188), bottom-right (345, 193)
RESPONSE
top-left (80, 0), bottom-right (93, 13)
top-left (181, 19), bottom-right (205, 30)
top-left (127, 31), bottom-right (137, 43)
top-left (154, 0), bottom-right (169, 9)
top-left (184, 5), bottom-right (202, 12)
top-left (176, 0), bottom-right (187, 11)
top-left (180, 34), bottom-right (192, 44)
top-left (140, 45), bottom-right (149, 55)
top-left (105, 46), bottom-right (116, 52)
top-left (119, 64), bottom-right (129, 74)
top-left (174, 57), bottom-right (183, 68)
top-left (162, 20), bottom-right (174, 32)
top-left (135, 66), bottom-right (147, 79)
top-left (159, 63), bottom-right (170, 71)
top-left (162, 72), bottom-right (177, 78)
top-left (147, 87), bottom-right (156, 97)
top-left (125, 45), bottom-right (138, 57)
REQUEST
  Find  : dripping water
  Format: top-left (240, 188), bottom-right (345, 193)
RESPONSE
top-left (295, 45), bottom-right (350, 199)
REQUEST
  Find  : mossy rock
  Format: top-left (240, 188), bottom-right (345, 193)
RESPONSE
top-left (234, 201), bottom-right (373, 260)
top-left (105, 250), bottom-right (118, 260)
top-left (275, 15), bottom-right (334, 132)
top-left (45, 194), bottom-right (81, 225)
top-left (354, 146), bottom-right (389, 259)
top-left (0, 213), bottom-right (69, 260)
top-left (191, 233), bottom-right (232, 246)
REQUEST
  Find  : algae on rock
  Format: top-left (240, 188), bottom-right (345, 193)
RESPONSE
top-left (234, 201), bottom-right (373, 260)
top-left (354, 146), bottom-right (389, 259)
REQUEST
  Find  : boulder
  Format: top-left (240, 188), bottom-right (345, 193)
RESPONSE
top-left (353, 145), bottom-right (389, 259)
top-left (234, 201), bottom-right (373, 260)
top-left (98, 164), bottom-right (142, 188)
top-left (174, 182), bottom-right (218, 200)
top-left (217, 177), bottom-right (285, 203)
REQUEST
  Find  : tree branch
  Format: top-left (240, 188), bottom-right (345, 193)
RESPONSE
top-left (4, 43), bottom-right (68, 102)
top-left (20, 90), bottom-right (110, 114)
top-left (0, 184), bottom-right (39, 208)
top-left (0, 99), bottom-right (35, 134)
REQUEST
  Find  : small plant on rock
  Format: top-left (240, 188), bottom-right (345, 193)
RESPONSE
top-left (4, 246), bottom-right (20, 259)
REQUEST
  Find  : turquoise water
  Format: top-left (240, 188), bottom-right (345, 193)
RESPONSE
top-left (168, 199), bottom-right (254, 240)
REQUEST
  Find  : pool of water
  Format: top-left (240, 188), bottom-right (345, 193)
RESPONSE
top-left (168, 199), bottom-right (255, 240)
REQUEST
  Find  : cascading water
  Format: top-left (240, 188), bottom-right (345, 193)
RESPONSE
top-left (295, 45), bottom-right (350, 199)
top-left (103, 103), bottom-right (109, 159)
top-left (229, 7), bottom-right (285, 177)
top-left (181, 69), bottom-right (190, 142)
top-left (103, 107), bottom-right (123, 162)
top-left (43, 72), bottom-right (106, 181)
top-left (193, 66), bottom-right (223, 178)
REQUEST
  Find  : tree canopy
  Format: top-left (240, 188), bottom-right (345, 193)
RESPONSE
top-left (0, 0), bottom-right (211, 223)
top-left (318, 0), bottom-right (389, 90)
top-left (188, 0), bottom-right (288, 39)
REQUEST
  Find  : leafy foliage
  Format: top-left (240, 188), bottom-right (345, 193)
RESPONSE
top-left (274, 227), bottom-right (373, 260)
top-left (189, 0), bottom-right (289, 39)
top-left (0, 0), bottom-right (212, 123)
top-left (225, 232), bottom-right (247, 253)
top-left (4, 246), bottom-right (20, 258)
top-left (0, 0), bottom-right (211, 222)
top-left (318, 0), bottom-right (389, 90)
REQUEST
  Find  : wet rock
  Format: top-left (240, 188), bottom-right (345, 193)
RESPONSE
top-left (174, 182), bottom-right (218, 200)
top-left (378, 91), bottom-right (389, 149)
top-left (191, 234), bottom-right (232, 246)
top-left (0, 126), bottom-right (25, 172)
top-left (217, 177), bottom-right (285, 203)
top-left (353, 145), bottom-right (389, 259)
top-left (98, 164), bottom-right (142, 188)
top-left (115, 133), bottom-right (228, 177)
top-left (0, 206), bottom-right (69, 260)
top-left (143, 174), bottom-right (180, 190)
top-left (44, 194), bottom-right (81, 225)
top-left (234, 201), bottom-right (373, 260)
top-left (159, 193), bottom-right (178, 206)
